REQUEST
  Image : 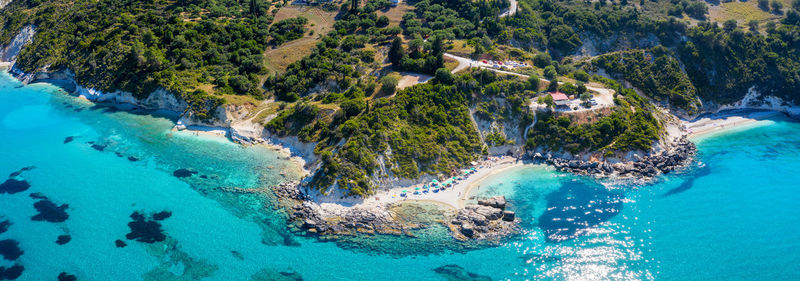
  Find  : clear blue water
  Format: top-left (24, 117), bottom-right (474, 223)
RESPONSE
top-left (1, 70), bottom-right (799, 280)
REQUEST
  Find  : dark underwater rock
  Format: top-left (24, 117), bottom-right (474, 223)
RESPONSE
top-left (125, 211), bottom-right (167, 243)
top-left (115, 239), bottom-right (127, 248)
top-left (56, 235), bottom-right (71, 245)
top-left (63, 136), bottom-right (75, 144)
top-left (278, 271), bottom-right (303, 281)
top-left (0, 179), bottom-right (30, 194)
top-left (152, 211), bottom-right (172, 221)
top-left (31, 198), bottom-right (69, 223)
top-left (90, 144), bottom-right (106, 151)
top-left (433, 264), bottom-right (492, 281)
top-left (0, 220), bottom-right (9, 234)
top-left (28, 192), bottom-right (47, 199)
top-left (127, 156), bottom-right (139, 162)
top-left (7, 166), bottom-right (35, 178)
top-left (172, 169), bottom-right (197, 178)
top-left (0, 239), bottom-right (23, 261)
top-left (0, 264), bottom-right (24, 280)
top-left (115, 152), bottom-right (124, 157)
top-left (57, 272), bottom-right (77, 281)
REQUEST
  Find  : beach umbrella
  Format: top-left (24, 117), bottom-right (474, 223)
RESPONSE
top-left (402, 190), bottom-right (407, 193)
top-left (415, 187), bottom-right (420, 191)
top-left (432, 179), bottom-right (439, 183)
top-left (470, 167), bottom-right (476, 171)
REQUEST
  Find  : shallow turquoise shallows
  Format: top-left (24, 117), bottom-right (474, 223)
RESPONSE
top-left (1, 71), bottom-right (799, 281)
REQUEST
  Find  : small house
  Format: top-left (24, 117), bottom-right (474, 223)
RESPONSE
top-left (549, 92), bottom-right (569, 106)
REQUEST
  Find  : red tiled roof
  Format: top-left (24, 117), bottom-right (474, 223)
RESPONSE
top-left (549, 92), bottom-right (568, 101)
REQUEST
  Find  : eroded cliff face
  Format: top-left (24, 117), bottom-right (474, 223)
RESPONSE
top-left (0, 25), bottom-right (34, 62)
top-left (0, 0), bottom-right (12, 12)
top-left (699, 87), bottom-right (800, 119)
top-left (0, 25), bottom-right (255, 130)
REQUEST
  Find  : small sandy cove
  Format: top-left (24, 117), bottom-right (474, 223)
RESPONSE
top-left (309, 156), bottom-right (524, 212)
top-left (685, 110), bottom-right (782, 138)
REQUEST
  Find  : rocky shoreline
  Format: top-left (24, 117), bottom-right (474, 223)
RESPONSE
top-left (534, 135), bottom-right (696, 181)
top-left (271, 181), bottom-right (424, 238)
top-left (265, 181), bottom-right (520, 242)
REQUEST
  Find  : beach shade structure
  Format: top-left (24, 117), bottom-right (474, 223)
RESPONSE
top-left (415, 187), bottom-right (420, 191)
top-left (402, 190), bottom-right (407, 193)
top-left (463, 171), bottom-right (470, 175)
top-left (471, 167), bottom-right (476, 171)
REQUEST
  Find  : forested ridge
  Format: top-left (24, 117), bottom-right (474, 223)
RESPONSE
top-left (3, 0), bottom-right (800, 195)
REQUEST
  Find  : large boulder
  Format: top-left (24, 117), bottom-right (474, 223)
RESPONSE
top-left (460, 223), bottom-right (475, 238)
top-left (491, 196), bottom-right (507, 209)
top-left (302, 219), bottom-right (317, 229)
top-left (478, 196), bottom-right (507, 209)
top-left (502, 210), bottom-right (515, 221)
top-left (474, 205), bottom-right (503, 220)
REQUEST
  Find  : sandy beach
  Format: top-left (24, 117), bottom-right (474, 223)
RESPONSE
top-left (309, 156), bottom-right (525, 213)
top-left (685, 110), bottom-right (782, 138)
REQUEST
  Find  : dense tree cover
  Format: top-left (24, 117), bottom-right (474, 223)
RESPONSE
top-left (678, 22), bottom-right (800, 105)
top-left (0, 0), bottom-right (277, 118)
top-left (592, 47), bottom-right (701, 114)
top-left (268, 75), bottom-right (489, 196)
top-left (401, 0), bottom-right (507, 40)
top-left (269, 17), bottom-right (308, 46)
top-left (526, 80), bottom-right (662, 154)
top-left (264, 42), bottom-right (361, 102)
top-left (388, 35), bottom-right (445, 74)
top-left (265, 0), bottom-right (402, 101)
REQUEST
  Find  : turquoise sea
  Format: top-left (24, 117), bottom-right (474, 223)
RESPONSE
top-left (1, 70), bottom-right (799, 280)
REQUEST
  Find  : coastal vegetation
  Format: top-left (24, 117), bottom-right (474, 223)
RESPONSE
top-left (3, 0), bottom-right (800, 196)
top-left (526, 80), bottom-right (662, 155)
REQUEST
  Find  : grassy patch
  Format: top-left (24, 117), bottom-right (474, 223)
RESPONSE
top-left (708, 1), bottom-right (782, 25)
top-left (264, 7), bottom-right (336, 74)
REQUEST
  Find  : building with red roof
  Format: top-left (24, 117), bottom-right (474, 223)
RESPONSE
top-left (549, 92), bottom-right (570, 106)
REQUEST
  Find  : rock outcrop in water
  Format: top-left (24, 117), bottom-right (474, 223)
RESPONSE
top-left (264, 182), bottom-right (415, 237)
top-left (260, 182), bottom-right (520, 241)
top-left (449, 196), bottom-right (518, 241)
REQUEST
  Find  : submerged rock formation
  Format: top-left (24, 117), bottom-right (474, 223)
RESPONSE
top-left (31, 197), bottom-right (69, 223)
top-left (125, 211), bottom-right (167, 243)
top-left (0, 239), bottom-right (23, 261)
